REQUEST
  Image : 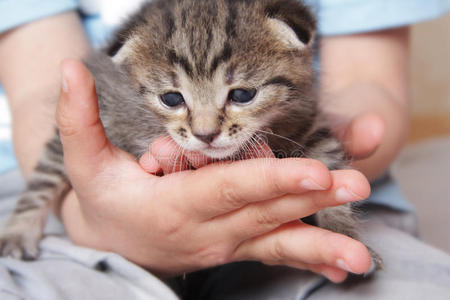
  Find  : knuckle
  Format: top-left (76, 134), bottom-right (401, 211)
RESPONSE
top-left (262, 170), bottom-right (283, 196)
top-left (268, 238), bottom-right (285, 262)
top-left (253, 207), bottom-right (281, 228)
top-left (56, 111), bottom-right (78, 137)
top-left (194, 245), bottom-right (231, 267)
top-left (218, 181), bottom-right (245, 209)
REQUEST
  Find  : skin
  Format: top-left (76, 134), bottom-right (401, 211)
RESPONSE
top-left (320, 28), bottom-right (410, 181)
top-left (0, 11), bottom-right (409, 283)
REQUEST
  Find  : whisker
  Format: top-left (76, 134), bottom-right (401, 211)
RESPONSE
top-left (255, 129), bottom-right (305, 157)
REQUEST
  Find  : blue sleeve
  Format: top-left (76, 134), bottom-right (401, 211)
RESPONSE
top-left (305, 0), bottom-right (450, 35)
top-left (0, 0), bottom-right (78, 33)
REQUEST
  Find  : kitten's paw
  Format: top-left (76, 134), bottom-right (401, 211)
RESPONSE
top-left (0, 223), bottom-right (42, 260)
top-left (0, 230), bottom-right (40, 260)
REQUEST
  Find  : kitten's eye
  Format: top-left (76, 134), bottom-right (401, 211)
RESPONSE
top-left (160, 92), bottom-right (185, 107)
top-left (229, 88), bottom-right (257, 104)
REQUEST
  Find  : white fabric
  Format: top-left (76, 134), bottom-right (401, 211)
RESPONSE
top-left (0, 95), bottom-right (11, 141)
top-left (79, 0), bottom-right (147, 25)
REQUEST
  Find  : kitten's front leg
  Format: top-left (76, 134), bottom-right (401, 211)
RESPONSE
top-left (0, 135), bottom-right (70, 260)
top-left (315, 205), bottom-right (383, 274)
top-left (0, 206), bottom-right (48, 259)
top-left (302, 128), bottom-right (383, 273)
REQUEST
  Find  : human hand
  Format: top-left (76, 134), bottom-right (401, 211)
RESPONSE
top-left (335, 113), bottom-right (385, 161)
top-left (323, 85), bottom-right (406, 182)
top-left (57, 59), bottom-right (372, 283)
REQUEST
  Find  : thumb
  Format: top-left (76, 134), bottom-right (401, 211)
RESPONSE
top-left (340, 113), bottom-right (385, 160)
top-left (56, 59), bottom-right (113, 179)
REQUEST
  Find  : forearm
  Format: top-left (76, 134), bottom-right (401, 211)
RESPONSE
top-left (320, 28), bottom-right (410, 181)
top-left (0, 11), bottom-right (91, 176)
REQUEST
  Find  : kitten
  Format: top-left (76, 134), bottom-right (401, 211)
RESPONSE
top-left (0, 0), bottom-right (381, 270)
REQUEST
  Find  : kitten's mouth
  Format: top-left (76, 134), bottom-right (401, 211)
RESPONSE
top-left (200, 145), bottom-right (239, 159)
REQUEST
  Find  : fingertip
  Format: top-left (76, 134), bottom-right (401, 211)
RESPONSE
top-left (350, 170), bottom-right (371, 200)
top-left (343, 241), bottom-right (373, 275)
top-left (309, 264), bottom-right (348, 283)
top-left (321, 267), bottom-right (349, 283)
top-left (61, 59), bottom-right (95, 91)
top-left (331, 170), bottom-right (371, 200)
top-left (346, 113), bottom-right (385, 159)
top-left (139, 152), bottom-right (162, 174)
top-left (57, 60), bottom-right (100, 135)
top-left (356, 113), bottom-right (385, 145)
top-left (326, 232), bottom-right (372, 275)
top-left (150, 136), bottom-right (188, 174)
top-left (58, 59), bottom-right (97, 123)
top-left (185, 151), bottom-right (212, 169)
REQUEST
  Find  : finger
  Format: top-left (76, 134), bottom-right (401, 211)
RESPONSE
top-left (183, 140), bottom-right (273, 169)
top-left (150, 136), bottom-right (189, 174)
top-left (139, 152), bottom-right (162, 175)
top-left (307, 264), bottom-right (348, 283)
top-left (217, 169), bottom-right (369, 241)
top-left (184, 151), bottom-right (214, 169)
top-left (261, 258), bottom-right (348, 283)
top-left (163, 158), bottom-right (332, 219)
top-left (233, 221), bottom-right (372, 275)
top-left (283, 262), bottom-right (348, 283)
top-left (341, 113), bottom-right (385, 160)
top-left (56, 59), bottom-right (114, 181)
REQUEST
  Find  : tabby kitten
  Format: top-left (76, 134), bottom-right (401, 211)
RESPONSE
top-left (0, 0), bottom-right (380, 269)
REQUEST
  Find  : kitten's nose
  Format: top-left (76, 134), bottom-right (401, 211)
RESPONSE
top-left (194, 131), bottom-right (220, 144)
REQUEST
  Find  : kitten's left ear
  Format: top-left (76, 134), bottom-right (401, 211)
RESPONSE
top-left (265, 0), bottom-right (316, 49)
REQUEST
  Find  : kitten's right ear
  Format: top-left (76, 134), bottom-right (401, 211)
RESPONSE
top-left (265, 0), bottom-right (316, 48)
top-left (110, 38), bottom-right (136, 64)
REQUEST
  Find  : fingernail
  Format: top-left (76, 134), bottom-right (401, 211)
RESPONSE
top-left (336, 187), bottom-right (361, 203)
top-left (336, 259), bottom-right (353, 273)
top-left (300, 178), bottom-right (327, 191)
top-left (61, 73), bottom-right (69, 93)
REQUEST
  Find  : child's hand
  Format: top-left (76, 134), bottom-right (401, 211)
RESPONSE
top-left (57, 59), bottom-right (372, 283)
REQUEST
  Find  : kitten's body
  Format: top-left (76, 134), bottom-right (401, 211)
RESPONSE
top-left (0, 0), bottom-right (380, 269)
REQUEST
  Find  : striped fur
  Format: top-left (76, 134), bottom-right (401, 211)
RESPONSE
top-left (0, 0), bottom-right (380, 270)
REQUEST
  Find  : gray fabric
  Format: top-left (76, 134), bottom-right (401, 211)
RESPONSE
top-left (182, 222), bottom-right (450, 300)
top-left (0, 170), bottom-right (178, 300)
top-left (1, 170), bottom-right (450, 299)
top-left (309, 223), bottom-right (450, 300)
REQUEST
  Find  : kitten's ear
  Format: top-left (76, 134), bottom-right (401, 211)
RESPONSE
top-left (267, 18), bottom-right (310, 49)
top-left (265, 0), bottom-right (316, 48)
top-left (111, 38), bottom-right (136, 64)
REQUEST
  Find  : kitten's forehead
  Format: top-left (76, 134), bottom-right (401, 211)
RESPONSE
top-left (111, 0), bottom-right (315, 82)
top-left (176, 64), bottom-right (230, 108)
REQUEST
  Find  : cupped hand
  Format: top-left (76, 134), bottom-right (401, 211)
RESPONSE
top-left (57, 59), bottom-right (372, 283)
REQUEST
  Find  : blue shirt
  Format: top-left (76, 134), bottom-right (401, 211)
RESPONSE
top-left (0, 0), bottom-right (449, 211)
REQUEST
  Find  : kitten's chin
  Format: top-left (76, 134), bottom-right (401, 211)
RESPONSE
top-left (200, 146), bottom-right (239, 159)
